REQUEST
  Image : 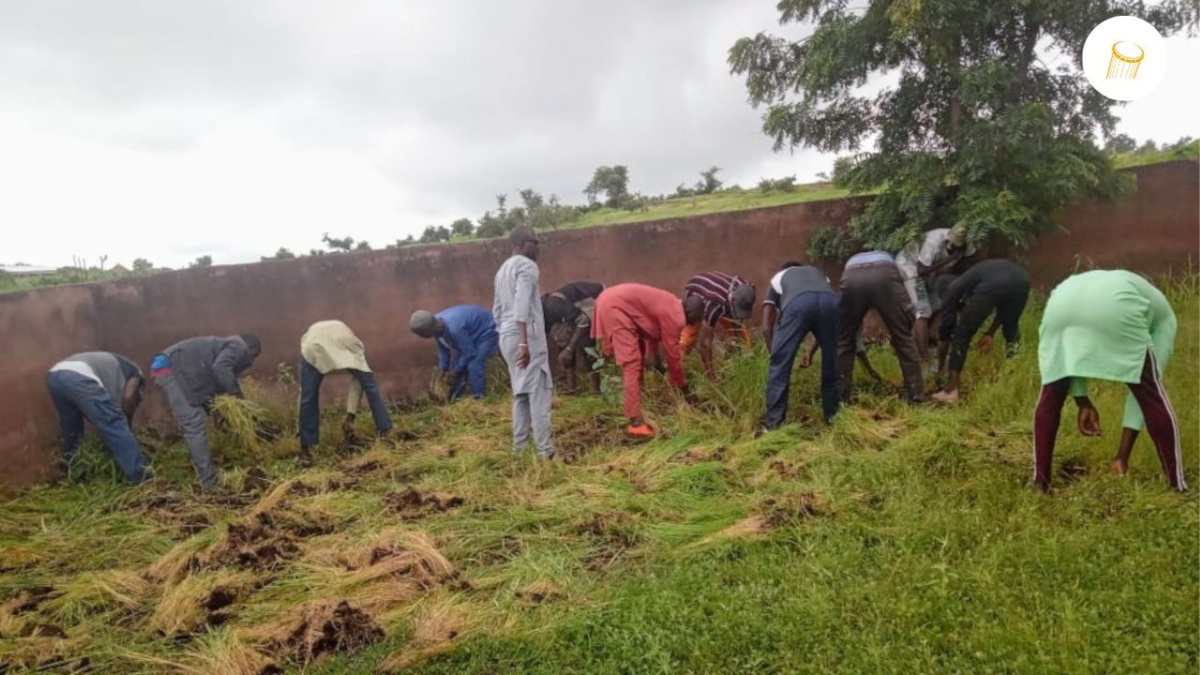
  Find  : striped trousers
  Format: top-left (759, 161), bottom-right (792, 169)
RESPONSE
top-left (1033, 351), bottom-right (1186, 491)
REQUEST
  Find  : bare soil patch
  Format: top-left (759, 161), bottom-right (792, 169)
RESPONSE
top-left (276, 600), bottom-right (384, 663)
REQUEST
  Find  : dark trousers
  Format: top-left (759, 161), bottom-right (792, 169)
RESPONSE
top-left (837, 262), bottom-right (925, 400)
top-left (1033, 352), bottom-right (1186, 491)
top-left (46, 370), bottom-right (146, 483)
top-left (766, 291), bottom-right (840, 427)
top-left (299, 358), bottom-right (393, 449)
top-left (946, 282), bottom-right (1030, 372)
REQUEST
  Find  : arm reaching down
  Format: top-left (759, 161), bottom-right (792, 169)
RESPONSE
top-left (212, 342), bottom-right (249, 397)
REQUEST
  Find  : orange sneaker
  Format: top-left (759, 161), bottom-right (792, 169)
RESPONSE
top-left (626, 424), bottom-right (656, 439)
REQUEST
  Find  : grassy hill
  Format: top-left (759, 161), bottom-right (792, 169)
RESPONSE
top-left (546, 140), bottom-right (1199, 235)
top-left (1, 276), bottom-right (1196, 674)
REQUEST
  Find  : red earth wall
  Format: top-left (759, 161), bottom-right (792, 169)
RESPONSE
top-left (1, 160), bottom-right (1195, 486)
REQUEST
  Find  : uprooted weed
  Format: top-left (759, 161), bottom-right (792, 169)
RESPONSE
top-left (1, 280), bottom-right (1196, 673)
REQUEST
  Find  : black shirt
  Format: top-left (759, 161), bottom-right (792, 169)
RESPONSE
top-left (543, 282), bottom-right (605, 331)
top-left (557, 282), bottom-right (605, 304)
top-left (939, 259), bottom-right (1031, 339)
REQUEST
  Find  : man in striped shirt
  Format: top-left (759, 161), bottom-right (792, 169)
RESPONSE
top-left (683, 271), bottom-right (756, 380)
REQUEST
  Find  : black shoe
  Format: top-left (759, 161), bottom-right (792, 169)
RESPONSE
top-left (298, 447), bottom-right (314, 468)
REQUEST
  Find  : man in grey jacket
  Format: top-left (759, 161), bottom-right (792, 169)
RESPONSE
top-left (493, 227), bottom-right (554, 460)
top-left (150, 334), bottom-right (261, 488)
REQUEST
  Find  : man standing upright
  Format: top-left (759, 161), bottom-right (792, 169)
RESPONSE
top-left (151, 334), bottom-right (261, 489)
top-left (592, 283), bottom-right (703, 438)
top-left (46, 351), bottom-right (148, 484)
top-left (682, 271), bottom-right (756, 380)
top-left (409, 305), bottom-right (499, 401)
top-left (761, 261), bottom-right (839, 429)
top-left (494, 227), bottom-right (554, 460)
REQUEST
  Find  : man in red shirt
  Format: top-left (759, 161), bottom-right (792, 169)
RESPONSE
top-left (592, 283), bottom-right (703, 438)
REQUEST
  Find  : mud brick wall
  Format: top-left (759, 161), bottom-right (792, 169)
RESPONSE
top-left (1, 160), bottom-right (1195, 486)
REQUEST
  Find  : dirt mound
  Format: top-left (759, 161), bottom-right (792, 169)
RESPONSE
top-left (555, 416), bottom-right (630, 463)
top-left (761, 492), bottom-right (828, 528)
top-left (278, 600), bottom-right (383, 662)
top-left (1057, 455), bottom-right (1088, 483)
top-left (201, 584), bottom-right (240, 626)
top-left (769, 459), bottom-right (804, 479)
top-left (17, 623), bottom-right (67, 639)
top-left (5, 585), bottom-right (60, 615)
top-left (256, 510), bottom-right (337, 538)
top-left (203, 521), bottom-right (300, 571)
top-left (574, 513), bottom-right (642, 571)
top-left (383, 487), bottom-right (464, 519)
top-left (243, 466), bottom-right (272, 493)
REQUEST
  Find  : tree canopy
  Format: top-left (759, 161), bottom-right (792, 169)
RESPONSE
top-left (584, 165), bottom-right (631, 208)
top-left (730, 0), bottom-right (1198, 258)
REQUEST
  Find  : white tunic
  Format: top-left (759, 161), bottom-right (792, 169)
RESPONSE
top-left (493, 255), bottom-right (552, 394)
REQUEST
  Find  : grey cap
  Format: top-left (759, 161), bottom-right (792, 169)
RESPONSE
top-left (409, 310), bottom-right (437, 336)
top-left (730, 282), bottom-right (756, 320)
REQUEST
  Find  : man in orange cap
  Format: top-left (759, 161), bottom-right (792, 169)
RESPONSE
top-left (592, 283), bottom-right (704, 438)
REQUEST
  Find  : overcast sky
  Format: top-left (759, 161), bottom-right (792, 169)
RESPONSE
top-left (2, 1), bottom-right (1197, 269)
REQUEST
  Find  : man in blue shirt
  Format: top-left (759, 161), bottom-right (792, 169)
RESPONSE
top-left (410, 305), bottom-right (499, 400)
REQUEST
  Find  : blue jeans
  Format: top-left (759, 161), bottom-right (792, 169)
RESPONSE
top-left (450, 333), bottom-right (499, 401)
top-left (299, 358), bottom-right (393, 449)
top-left (765, 291), bottom-right (840, 427)
top-left (46, 370), bottom-right (147, 483)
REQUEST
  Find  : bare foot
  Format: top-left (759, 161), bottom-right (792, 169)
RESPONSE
top-left (1033, 480), bottom-right (1050, 495)
top-left (931, 389), bottom-right (959, 403)
top-left (1110, 459), bottom-right (1128, 476)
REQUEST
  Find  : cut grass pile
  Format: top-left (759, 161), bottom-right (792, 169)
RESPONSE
top-left (1, 277), bottom-right (1196, 674)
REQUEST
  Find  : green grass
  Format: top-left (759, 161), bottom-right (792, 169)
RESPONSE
top-left (560, 182), bottom-right (854, 231)
top-left (1, 277), bottom-right (1196, 674)
top-left (1113, 139), bottom-right (1199, 169)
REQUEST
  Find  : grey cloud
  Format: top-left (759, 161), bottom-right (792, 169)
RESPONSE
top-left (0, 0), bottom-right (832, 265)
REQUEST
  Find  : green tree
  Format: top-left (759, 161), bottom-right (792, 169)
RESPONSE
top-left (584, 165), bottom-right (631, 208)
top-left (131, 258), bottom-right (154, 273)
top-left (262, 248), bottom-right (296, 261)
top-left (419, 225), bottom-right (451, 243)
top-left (1166, 135), bottom-right (1196, 153)
top-left (829, 156), bottom-right (856, 188)
top-left (322, 233), bottom-right (355, 252)
top-left (730, 0), bottom-right (1196, 257)
top-left (695, 166), bottom-right (723, 195)
top-left (450, 218), bottom-right (475, 238)
top-left (355, 241), bottom-right (372, 251)
top-left (190, 255), bottom-right (212, 268)
top-left (1104, 134), bottom-right (1137, 154)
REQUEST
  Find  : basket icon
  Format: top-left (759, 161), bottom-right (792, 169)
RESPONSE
top-left (1106, 41), bottom-right (1143, 79)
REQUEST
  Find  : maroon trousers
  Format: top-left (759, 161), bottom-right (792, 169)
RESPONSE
top-left (1033, 351), bottom-right (1186, 491)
